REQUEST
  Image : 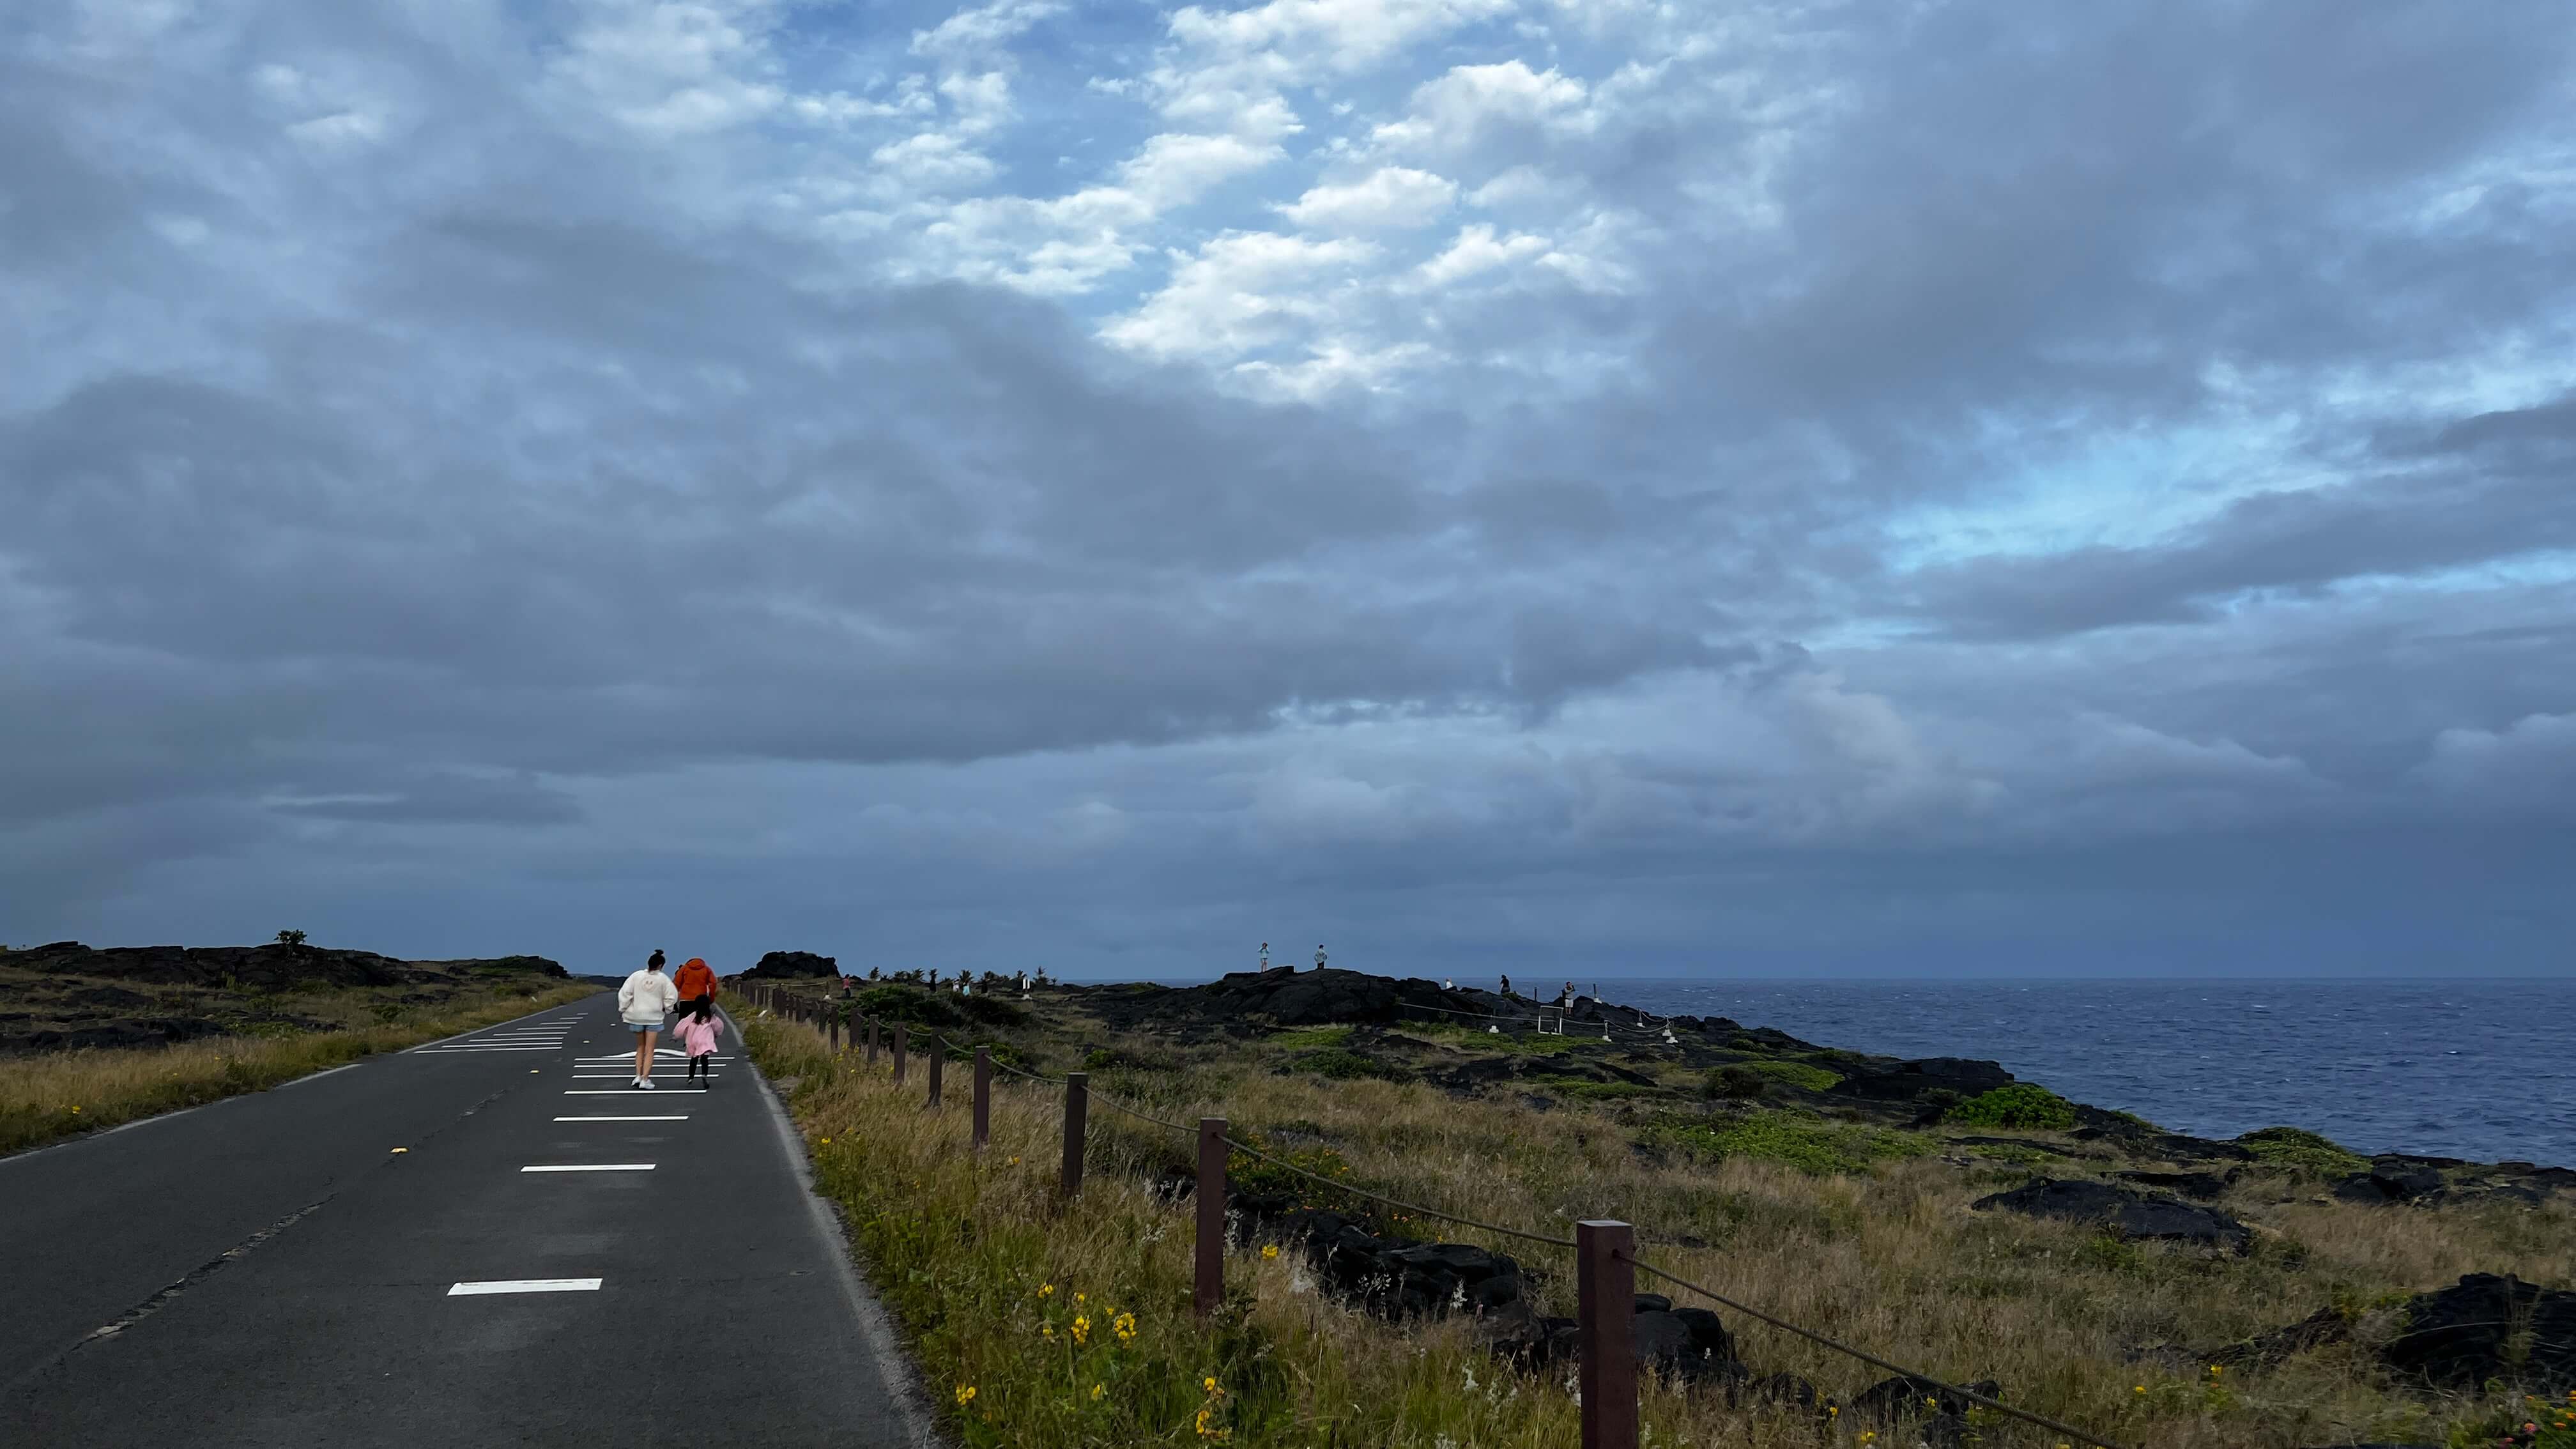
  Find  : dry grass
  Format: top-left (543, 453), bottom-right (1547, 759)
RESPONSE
top-left (0, 981), bottom-right (601, 1157)
top-left (748, 1004), bottom-right (2573, 1449)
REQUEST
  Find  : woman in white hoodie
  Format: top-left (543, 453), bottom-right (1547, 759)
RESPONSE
top-left (617, 953), bottom-right (680, 1089)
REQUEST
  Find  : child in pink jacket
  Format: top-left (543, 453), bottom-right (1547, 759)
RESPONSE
top-left (674, 1000), bottom-right (726, 1087)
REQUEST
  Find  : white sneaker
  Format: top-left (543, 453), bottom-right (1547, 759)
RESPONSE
top-left (641, 1078), bottom-right (657, 1090)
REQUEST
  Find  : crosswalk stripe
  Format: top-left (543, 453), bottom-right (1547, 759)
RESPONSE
top-left (448, 1278), bottom-right (602, 1295)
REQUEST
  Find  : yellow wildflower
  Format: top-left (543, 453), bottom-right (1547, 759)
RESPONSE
top-left (1261, 1244), bottom-right (1280, 1261)
top-left (1038, 1284), bottom-right (1054, 1297)
top-left (1071, 1315), bottom-right (1089, 1345)
top-left (1113, 1312), bottom-right (1137, 1344)
top-left (954, 1386), bottom-right (976, 1406)
top-left (1091, 1384), bottom-right (1106, 1402)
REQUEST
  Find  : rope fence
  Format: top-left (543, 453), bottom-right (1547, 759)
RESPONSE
top-left (734, 980), bottom-right (2128, 1449)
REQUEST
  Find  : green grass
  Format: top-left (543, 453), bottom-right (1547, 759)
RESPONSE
top-left (1285, 1048), bottom-right (1406, 1082)
top-left (1538, 1079), bottom-right (1660, 1102)
top-left (1648, 1110), bottom-right (1933, 1176)
top-left (751, 1017), bottom-right (1593, 1449)
top-left (2237, 1126), bottom-right (2369, 1178)
top-left (1741, 1058), bottom-right (1843, 1092)
top-left (1403, 1022), bottom-right (1589, 1055)
top-left (1947, 1084), bottom-right (2079, 1131)
top-left (0, 983), bottom-right (601, 1158)
top-left (749, 997), bottom-right (2576, 1449)
top-left (1264, 1025), bottom-right (1351, 1050)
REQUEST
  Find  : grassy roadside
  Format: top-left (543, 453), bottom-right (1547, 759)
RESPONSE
top-left (746, 1011), bottom-right (1589, 1449)
top-left (0, 982), bottom-right (601, 1158)
top-left (747, 998), bottom-right (2575, 1449)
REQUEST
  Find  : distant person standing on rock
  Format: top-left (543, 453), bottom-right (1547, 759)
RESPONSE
top-left (618, 953), bottom-right (679, 1089)
top-left (672, 955), bottom-right (717, 1016)
top-left (1315, 944), bottom-right (1326, 972)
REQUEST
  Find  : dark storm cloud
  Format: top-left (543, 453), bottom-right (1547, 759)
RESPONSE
top-left (1901, 441), bottom-right (2576, 640)
top-left (2, 0), bottom-right (2572, 972)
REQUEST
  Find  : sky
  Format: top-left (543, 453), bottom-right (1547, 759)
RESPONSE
top-left (3, 0), bottom-right (2573, 982)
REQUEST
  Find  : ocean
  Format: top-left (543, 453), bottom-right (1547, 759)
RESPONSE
top-left (1566, 977), bottom-right (2576, 1169)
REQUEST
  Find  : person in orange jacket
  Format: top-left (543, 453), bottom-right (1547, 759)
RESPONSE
top-left (672, 956), bottom-right (717, 1016)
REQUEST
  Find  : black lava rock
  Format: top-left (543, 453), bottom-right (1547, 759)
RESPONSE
top-left (1972, 1177), bottom-right (2253, 1253)
top-left (1851, 1374), bottom-right (2002, 1421)
top-left (1833, 1057), bottom-right (2016, 1102)
top-left (2332, 1159), bottom-right (2448, 1204)
top-left (2115, 1169), bottom-right (2239, 1200)
top-left (2380, 1273), bottom-right (2576, 1390)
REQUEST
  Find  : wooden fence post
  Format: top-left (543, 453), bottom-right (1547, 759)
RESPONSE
top-left (1576, 1220), bottom-right (1638, 1449)
top-left (894, 1024), bottom-right (908, 1084)
top-left (972, 1048), bottom-right (990, 1149)
top-left (928, 1039), bottom-right (944, 1107)
top-left (829, 1016), bottom-right (841, 1053)
top-left (1061, 1072), bottom-right (1088, 1199)
top-left (866, 1019), bottom-right (878, 1066)
top-left (1195, 1116), bottom-right (1227, 1317)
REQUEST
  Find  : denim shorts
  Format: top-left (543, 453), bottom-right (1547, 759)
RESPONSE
top-left (627, 1021), bottom-right (661, 1035)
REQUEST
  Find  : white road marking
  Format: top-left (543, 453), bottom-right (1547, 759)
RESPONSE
top-left (553, 1115), bottom-right (690, 1121)
top-left (521, 1163), bottom-right (656, 1172)
top-left (562, 1089), bottom-right (708, 1094)
top-left (448, 1278), bottom-right (603, 1296)
top-left (273, 1062), bottom-right (365, 1089)
top-left (576, 1055), bottom-right (729, 1062)
top-left (422, 1045), bottom-right (563, 1052)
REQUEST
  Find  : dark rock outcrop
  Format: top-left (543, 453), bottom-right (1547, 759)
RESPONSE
top-left (1972, 1177), bottom-right (2253, 1253)
top-left (2204, 1306), bottom-right (2352, 1369)
top-left (1832, 1057), bottom-right (2016, 1103)
top-left (2380, 1273), bottom-right (2576, 1390)
top-left (2333, 1158), bottom-right (2448, 1204)
top-left (1, 940), bottom-right (564, 991)
top-left (2116, 1168), bottom-right (2241, 1200)
top-left (740, 951), bottom-right (840, 980)
top-left (1237, 1193), bottom-right (1756, 1388)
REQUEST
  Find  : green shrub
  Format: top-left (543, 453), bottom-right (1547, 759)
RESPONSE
top-left (1744, 1059), bottom-right (1842, 1092)
top-left (960, 993), bottom-right (1030, 1027)
top-left (2237, 1126), bottom-right (2368, 1177)
top-left (1704, 1065), bottom-right (1767, 1100)
top-left (1648, 1111), bottom-right (1930, 1176)
top-left (1266, 1025), bottom-right (1351, 1050)
top-left (1082, 1045), bottom-right (1177, 1073)
top-left (1549, 1080), bottom-right (1658, 1102)
top-left (1225, 1130), bottom-right (1380, 1223)
top-left (856, 983), bottom-right (965, 1030)
top-left (1948, 1084), bottom-right (2078, 1131)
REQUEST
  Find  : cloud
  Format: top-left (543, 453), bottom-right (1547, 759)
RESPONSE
top-left (1276, 166), bottom-right (1458, 230)
top-left (3, 0), bottom-right (2574, 975)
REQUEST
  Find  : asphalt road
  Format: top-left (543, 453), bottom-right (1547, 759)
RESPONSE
top-left (0, 995), bottom-right (927, 1446)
